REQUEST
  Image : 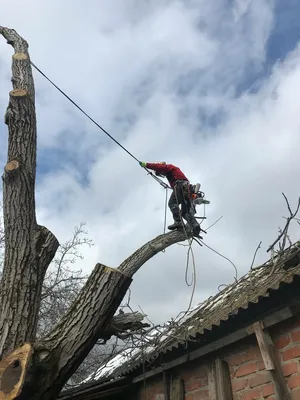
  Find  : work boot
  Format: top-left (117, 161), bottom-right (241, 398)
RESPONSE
top-left (167, 221), bottom-right (183, 230)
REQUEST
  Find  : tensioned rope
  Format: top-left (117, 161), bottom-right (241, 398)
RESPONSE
top-left (30, 61), bottom-right (170, 190)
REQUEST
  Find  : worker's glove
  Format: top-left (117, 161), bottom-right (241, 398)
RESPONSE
top-left (139, 161), bottom-right (147, 168)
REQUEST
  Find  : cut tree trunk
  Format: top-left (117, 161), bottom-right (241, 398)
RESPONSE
top-left (0, 27), bottom-right (59, 357)
top-left (0, 26), bottom-right (188, 400)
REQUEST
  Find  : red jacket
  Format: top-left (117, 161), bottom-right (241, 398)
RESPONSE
top-left (146, 163), bottom-right (189, 188)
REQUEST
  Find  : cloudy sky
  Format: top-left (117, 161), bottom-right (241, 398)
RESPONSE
top-left (1, 0), bottom-right (300, 324)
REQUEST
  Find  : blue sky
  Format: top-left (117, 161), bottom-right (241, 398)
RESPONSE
top-left (268, 0), bottom-right (300, 62)
top-left (1, 0), bottom-right (300, 323)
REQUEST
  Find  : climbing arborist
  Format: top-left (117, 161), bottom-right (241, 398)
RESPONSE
top-left (139, 161), bottom-right (201, 235)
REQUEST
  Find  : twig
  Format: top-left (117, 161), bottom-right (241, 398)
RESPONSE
top-left (250, 241), bottom-right (262, 270)
top-left (267, 194), bottom-right (300, 253)
top-left (138, 305), bottom-right (155, 327)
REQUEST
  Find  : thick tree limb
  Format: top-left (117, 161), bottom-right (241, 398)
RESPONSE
top-left (0, 26), bottom-right (59, 357)
top-left (119, 230), bottom-right (186, 276)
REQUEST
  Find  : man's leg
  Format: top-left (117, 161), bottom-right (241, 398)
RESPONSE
top-left (167, 187), bottom-right (182, 230)
top-left (183, 210), bottom-right (200, 236)
top-left (180, 190), bottom-right (201, 236)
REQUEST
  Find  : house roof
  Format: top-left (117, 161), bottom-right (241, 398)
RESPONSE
top-left (83, 241), bottom-right (300, 386)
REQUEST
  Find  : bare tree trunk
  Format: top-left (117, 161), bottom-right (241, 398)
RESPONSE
top-left (0, 27), bottom-right (59, 357)
top-left (0, 27), bottom-right (187, 400)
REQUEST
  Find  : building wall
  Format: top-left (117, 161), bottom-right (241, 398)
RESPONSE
top-left (136, 315), bottom-right (300, 400)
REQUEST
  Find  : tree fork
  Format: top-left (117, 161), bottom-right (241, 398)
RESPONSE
top-left (0, 265), bottom-right (132, 400)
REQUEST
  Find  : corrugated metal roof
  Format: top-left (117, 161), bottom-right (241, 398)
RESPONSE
top-left (86, 240), bottom-right (300, 383)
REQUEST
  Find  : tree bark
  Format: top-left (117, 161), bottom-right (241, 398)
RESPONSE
top-left (119, 230), bottom-right (187, 276)
top-left (0, 27), bottom-right (59, 357)
top-left (0, 27), bottom-right (187, 400)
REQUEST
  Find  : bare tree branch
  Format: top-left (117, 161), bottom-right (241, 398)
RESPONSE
top-left (119, 230), bottom-right (186, 276)
top-left (250, 241), bottom-right (262, 270)
top-left (37, 224), bottom-right (92, 338)
top-left (267, 193), bottom-right (300, 253)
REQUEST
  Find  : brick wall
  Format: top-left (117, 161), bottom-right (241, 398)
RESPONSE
top-left (137, 316), bottom-right (300, 400)
top-left (178, 363), bottom-right (209, 400)
top-left (224, 316), bottom-right (300, 399)
top-left (271, 316), bottom-right (300, 399)
top-left (137, 374), bottom-right (164, 400)
top-left (225, 338), bottom-right (274, 400)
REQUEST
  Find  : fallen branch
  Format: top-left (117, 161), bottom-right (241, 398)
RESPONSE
top-left (102, 312), bottom-right (150, 340)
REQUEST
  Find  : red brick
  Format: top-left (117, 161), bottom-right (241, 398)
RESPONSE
top-left (185, 379), bottom-right (200, 392)
top-left (180, 370), bottom-right (194, 381)
top-left (292, 387), bottom-right (300, 400)
top-left (239, 389), bottom-right (261, 400)
top-left (282, 345), bottom-right (300, 361)
top-left (282, 361), bottom-right (299, 377)
top-left (198, 376), bottom-right (208, 388)
top-left (262, 383), bottom-right (275, 397)
top-left (243, 347), bottom-right (261, 362)
top-left (291, 330), bottom-right (300, 343)
top-left (227, 353), bottom-right (245, 367)
top-left (288, 374), bottom-right (300, 389)
top-left (290, 318), bottom-right (300, 331)
top-left (274, 334), bottom-right (291, 349)
top-left (236, 362), bottom-right (257, 377)
top-left (193, 390), bottom-right (209, 400)
top-left (231, 378), bottom-right (248, 392)
top-left (249, 372), bottom-right (271, 388)
top-left (257, 361), bottom-right (265, 371)
top-left (230, 367), bottom-right (235, 379)
top-left (228, 348), bottom-right (262, 367)
top-left (194, 366), bottom-right (209, 379)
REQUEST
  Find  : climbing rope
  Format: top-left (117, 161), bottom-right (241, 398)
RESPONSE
top-left (30, 61), bottom-right (170, 189)
top-left (163, 188), bottom-right (168, 234)
top-left (174, 184), bottom-right (197, 313)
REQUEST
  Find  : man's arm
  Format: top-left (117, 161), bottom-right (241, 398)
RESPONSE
top-left (143, 162), bottom-right (172, 175)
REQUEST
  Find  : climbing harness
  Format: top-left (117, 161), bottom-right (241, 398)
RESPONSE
top-left (177, 181), bottom-right (210, 226)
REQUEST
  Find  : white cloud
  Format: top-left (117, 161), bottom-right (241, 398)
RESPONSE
top-left (1, 0), bottom-right (300, 324)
